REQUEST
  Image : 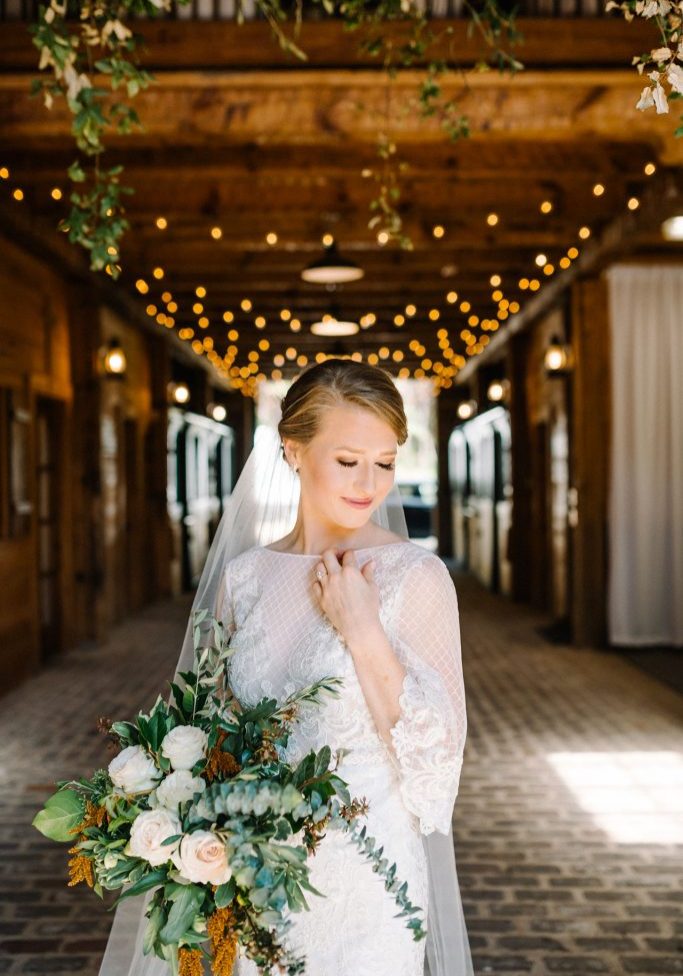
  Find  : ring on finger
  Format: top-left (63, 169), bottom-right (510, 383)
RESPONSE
top-left (315, 566), bottom-right (327, 580)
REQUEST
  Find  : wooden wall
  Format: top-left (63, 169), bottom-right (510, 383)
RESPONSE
top-left (0, 231), bottom-right (175, 694)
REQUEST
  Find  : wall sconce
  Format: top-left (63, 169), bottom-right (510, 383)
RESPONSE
top-left (208, 403), bottom-right (227, 422)
top-left (168, 381), bottom-right (190, 405)
top-left (487, 379), bottom-right (510, 404)
top-left (457, 399), bottom-right (478, 421)
top-left (544, 336), bottom-right (574, 376)
top-left (102, 338), bottom-right (127, 378)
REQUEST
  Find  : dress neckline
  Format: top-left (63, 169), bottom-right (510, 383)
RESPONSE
top-left (261, 541), bottom-right (409, 558)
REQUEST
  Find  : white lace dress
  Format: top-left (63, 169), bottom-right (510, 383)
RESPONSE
top-left (218, 540), bottom-right (467, 976)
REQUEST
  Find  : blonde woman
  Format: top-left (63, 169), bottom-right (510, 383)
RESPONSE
top-left (98, 360), bottom-right (472, 976)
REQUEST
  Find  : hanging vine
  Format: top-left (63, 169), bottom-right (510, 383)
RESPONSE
top-left (29, 0), bottom-right (521, 275)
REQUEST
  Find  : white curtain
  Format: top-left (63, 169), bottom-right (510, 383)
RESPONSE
top-left (607, 265), bottom-right (683, 646)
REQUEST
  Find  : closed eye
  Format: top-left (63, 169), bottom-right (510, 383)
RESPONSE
top-left (338, 460), bottom-right (395, 470)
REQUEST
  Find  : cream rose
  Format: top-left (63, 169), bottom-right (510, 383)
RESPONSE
top-left (128, 809), bottom-right (181, 867)
top-left (155, 770), bottom-right (205, 810)
top-left (160, 726), bottom-right (208, 771)
top-left (171, 831), bottom-right (232, 886)
top-left (108, 745), bottom-right (160, 794)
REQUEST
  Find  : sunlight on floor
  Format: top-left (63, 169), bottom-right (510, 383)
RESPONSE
top-left (545, 751), bottom-right (683, 844)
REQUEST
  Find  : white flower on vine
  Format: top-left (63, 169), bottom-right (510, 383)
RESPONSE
top-left (63, 63), bottom-right (92, 102)
top-left (635, 0), bottom-right (671, 15)
top-left (652, 47), bottom-right (673, 61)
top-left (667, 62), bottom-right (683, 93)
top-left (102, 19), bottom-right (132, 42)
top-left (38, 46), bottom-right (53, 70)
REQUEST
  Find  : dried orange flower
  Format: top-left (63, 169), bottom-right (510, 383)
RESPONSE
top-left (67, 845), bottom-right (94, 887)
top-left (179, 947), bottom-right (204, 976)
top-left (207, 905), bottom-right (238, 976)
top-left (205, 731), bottom-right (241, 783)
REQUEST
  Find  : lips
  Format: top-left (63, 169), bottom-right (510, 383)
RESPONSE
top-left (343, 497), bottom-right (373, 508)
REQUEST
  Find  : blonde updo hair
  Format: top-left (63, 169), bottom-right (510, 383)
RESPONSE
top-left (278, 360), bottom-right (408, 463)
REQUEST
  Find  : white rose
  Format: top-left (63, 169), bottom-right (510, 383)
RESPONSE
top-left (109, 745), bottom-right (161, 794)
top-left (128, 809), bottom-right (181, 867)
top-left (171, 831), bottom-right (232, 886)
top-left (160, 726), bottom-right (208, 771)
top-left (155, 770), bottom-right (205, 810)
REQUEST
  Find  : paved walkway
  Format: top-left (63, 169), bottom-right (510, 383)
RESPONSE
top-left (0, 575), bottom-right (681, 975)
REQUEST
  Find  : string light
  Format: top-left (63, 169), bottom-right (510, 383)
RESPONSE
top-left (266, 232), bottom-right (278, 245)
top-left (211, 226), bottom-right (223, 240)
top-left (567, 247), bottom-right (579, 260)
top-left (490, 275), bottom-right (501, 287)
top-left (486, 213), bottom-right (499, 227)
top-left (432, 225), bottom-right (445, 239)
top-left (446, 291), bottom-right (458, 304)
top-left (241, 299), bottom-right (252, 312)
top-left (156, 217), bottom-right (167, 230)
top-left (12, 188), bottom-right (23, 201)
top-left (136, 279), bottom-right (149, 294)
top-left (540, 200), bottom-right (553, 214)
top-left (593, 183), bottom-right (605, 197)
top-left (405, 304), bottom-right (417, 316)
top-left (377, 231), bottom-right (389, 245)
top-left (153, 267), bottom-right (164, 279)
top-left (51, 187), bottom-right (62, 201)
top-left (0, 167), bottom-right (8, 179)
top-left (644, 162), bottom-right (656, 176)
top-left (578, 226), bottom-right (591, 240)
top-left (535, 254), bottom-right (547, 267)
top-left (628, 197), bottom-right (640, 211)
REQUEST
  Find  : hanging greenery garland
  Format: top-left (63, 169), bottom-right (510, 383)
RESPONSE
top-left (29, 0), bottom-right (521, 276)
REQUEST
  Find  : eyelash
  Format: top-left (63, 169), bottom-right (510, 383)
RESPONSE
top-left (337, 460), bottom-right (395, 471)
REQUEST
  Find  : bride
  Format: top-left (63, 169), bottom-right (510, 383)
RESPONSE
top-left (98, 358), bottom-right (473, 976)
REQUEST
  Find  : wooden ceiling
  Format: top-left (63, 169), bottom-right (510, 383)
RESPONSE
top-left (1, 17), bottom-right (682, 390)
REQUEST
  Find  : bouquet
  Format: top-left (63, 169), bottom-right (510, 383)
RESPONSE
top-left (33, 609), bottom-right (426, 975)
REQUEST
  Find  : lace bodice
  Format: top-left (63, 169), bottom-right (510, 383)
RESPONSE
top-left (217, 541), bottom-right (466, 836)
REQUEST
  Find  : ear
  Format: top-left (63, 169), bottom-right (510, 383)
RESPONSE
top-left (282, 436), bottom-right (302, 471)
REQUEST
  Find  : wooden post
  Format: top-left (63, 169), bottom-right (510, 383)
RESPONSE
top-left (436, 389), bottom-right (457, 559)
top-left (65, 282), bottom-right (106, 643)
top-left (507, 332), bottom-right (533, 603)
top-left (569, 274), bottom-right (611, 648)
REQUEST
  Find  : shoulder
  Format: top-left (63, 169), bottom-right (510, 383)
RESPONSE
top-left (391, 545), bottom-right (456, 595)
top-left (223, 545), bottom-right (264, 583)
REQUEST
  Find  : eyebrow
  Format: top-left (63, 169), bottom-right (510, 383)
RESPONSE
top-left (334, 445), bottom-right (397, 456)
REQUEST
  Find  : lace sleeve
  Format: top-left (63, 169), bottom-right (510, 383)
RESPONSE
top-left (386, 555), bottom-right (467, 835)
top-left (215, 561), bottom-right (236, 639)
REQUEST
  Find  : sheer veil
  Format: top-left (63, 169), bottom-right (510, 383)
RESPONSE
top-left (97, 422), bottom-right (474, 976)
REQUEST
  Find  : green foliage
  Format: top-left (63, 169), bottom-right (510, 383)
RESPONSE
top-left (32, 788), bottom-right (84, 842)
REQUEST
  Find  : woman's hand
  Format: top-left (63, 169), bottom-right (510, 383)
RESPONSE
top-left (312, 547), bottom-right (381, 646)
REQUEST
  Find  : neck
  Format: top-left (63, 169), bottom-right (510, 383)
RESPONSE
top-left (283, 512), bottom-right (376, 556)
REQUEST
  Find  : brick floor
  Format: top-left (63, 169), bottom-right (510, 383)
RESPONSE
top-left (1, 575), bottom-right (681, 976)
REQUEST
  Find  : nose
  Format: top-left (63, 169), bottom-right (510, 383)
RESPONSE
top-left (353, 463), bottom-right (376, 497)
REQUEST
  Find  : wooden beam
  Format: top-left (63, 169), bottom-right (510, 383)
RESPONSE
top-left (0, 19), bottom-right (661, 72)
top-left (1, 69), bottom-right (679, 161)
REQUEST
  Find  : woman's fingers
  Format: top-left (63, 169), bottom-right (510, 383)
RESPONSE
top-left (321, 548), bottom-right (342, 575)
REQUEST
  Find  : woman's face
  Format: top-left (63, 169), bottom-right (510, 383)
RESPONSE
top-left (284, 403), bottom-right (398, 531)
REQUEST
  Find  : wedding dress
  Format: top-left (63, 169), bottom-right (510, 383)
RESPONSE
top-left (219, 539), bottom-right (467, 976)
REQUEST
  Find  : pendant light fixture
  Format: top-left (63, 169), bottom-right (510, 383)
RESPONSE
top-left (301, 239), bottom-right (364, 285)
